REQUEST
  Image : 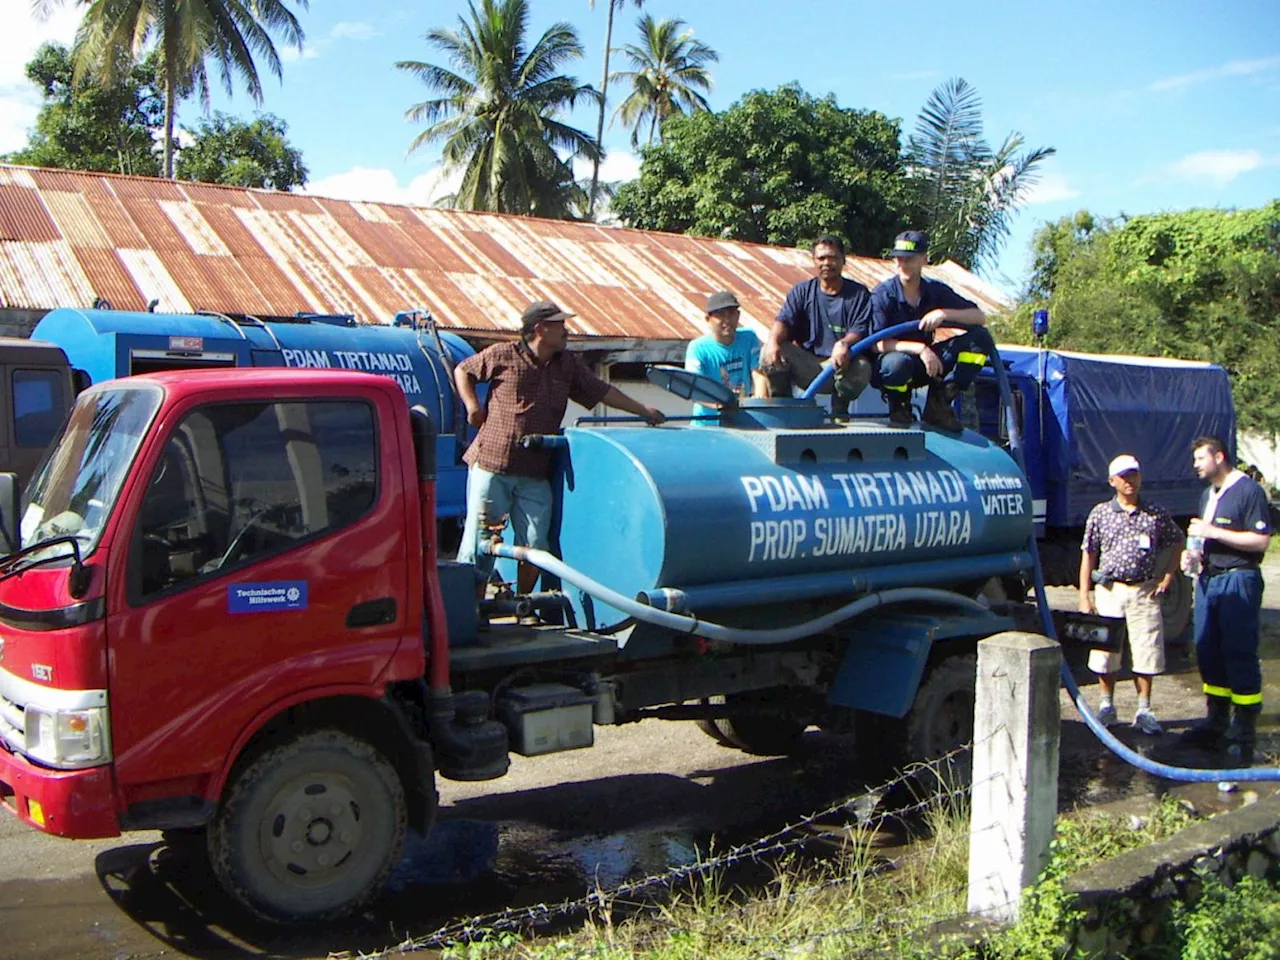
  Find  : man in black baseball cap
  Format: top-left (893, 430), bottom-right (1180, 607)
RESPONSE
top-left (867, 230), bottom-right (988, 430)
top-left (684, 290), bottom-right (765, 424)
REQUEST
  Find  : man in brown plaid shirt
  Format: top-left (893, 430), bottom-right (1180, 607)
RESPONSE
top-left (454, 300), bottom-right (665, 595)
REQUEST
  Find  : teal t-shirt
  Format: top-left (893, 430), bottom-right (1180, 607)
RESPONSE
top-left (683, 329), bottom-right (761, 424)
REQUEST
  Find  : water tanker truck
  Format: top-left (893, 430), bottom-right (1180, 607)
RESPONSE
top-left (0, 345), bottom-right (1121, 923)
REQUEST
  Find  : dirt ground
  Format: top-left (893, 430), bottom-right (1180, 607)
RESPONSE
top-left (2, 560), bottom-right (1279, 959)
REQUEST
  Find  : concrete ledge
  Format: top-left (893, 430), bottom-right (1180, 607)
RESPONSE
top-left (1065, 793), bottom-right (1280, 903)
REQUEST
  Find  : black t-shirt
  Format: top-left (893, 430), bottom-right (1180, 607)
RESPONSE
top-left (775, 277), bottom-right (873, 357)
top-left (1200, 473), bottom-right (1272, 568)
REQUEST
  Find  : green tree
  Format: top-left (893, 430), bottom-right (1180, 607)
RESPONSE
top-left (610, 14), bottom-right (716, 149)
top-left (396, 0), bottom-right (600, 218)
top-left (906, 77), bottom-right (1054, 272)
top-left (3, 42), bottom-right (162, 176)
top-left (994, 202), bottom-right (1280, 433)
top-left (611, 85), bottom-right (910, 255)
top-left (175, 112), bottom-right (307, 189)
top-left (51, 0), bottom-right (307, 178)
top-left (585, 0), bottom-right (644, 218)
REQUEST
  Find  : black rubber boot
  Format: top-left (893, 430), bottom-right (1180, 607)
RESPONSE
top-left (1227, 708), bottom-right (1259, 767)
top-left (886, 392), bottom-right (913, 426)
top-left (922, 384), bottom-right (962, 432)
top-left (1177, 695), bottom-right (1232, 749)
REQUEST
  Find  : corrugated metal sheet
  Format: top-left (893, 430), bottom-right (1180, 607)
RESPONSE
top-left (0, 162), bottom-right (1013, 339)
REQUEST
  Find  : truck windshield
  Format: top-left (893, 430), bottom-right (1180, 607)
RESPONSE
top-left (20, 385), bottom-right (162, 557)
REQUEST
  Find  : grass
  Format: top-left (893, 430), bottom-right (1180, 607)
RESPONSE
top-left (432, 793), bottom-right (1205, 960)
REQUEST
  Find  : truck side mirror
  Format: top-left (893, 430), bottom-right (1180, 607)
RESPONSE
top-left (0, 472), bottom-right (19, 555)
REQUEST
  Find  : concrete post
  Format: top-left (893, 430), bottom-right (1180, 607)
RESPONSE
top-left (967, 631), bottom-right (1062, 921)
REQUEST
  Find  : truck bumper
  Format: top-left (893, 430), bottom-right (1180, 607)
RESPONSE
top-left (0, 745), bottom-right (120, 839)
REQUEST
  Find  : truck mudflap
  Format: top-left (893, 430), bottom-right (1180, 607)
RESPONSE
top-left (827, 609), bottom-right (1013, 718)
top-left (0, 746), bottom-right (119, 839)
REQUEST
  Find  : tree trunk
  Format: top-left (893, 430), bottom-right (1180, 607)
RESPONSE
top-left (587, 0), bottom-right (616, 220)
top-left (162, 14), bottom-right (178, 179)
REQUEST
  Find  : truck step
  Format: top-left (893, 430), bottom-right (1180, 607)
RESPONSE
top-left (450, 626), bottom-right (618, 672)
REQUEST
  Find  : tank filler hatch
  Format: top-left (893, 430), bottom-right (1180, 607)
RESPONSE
top-left (645, 365), bottom-right (737, 408)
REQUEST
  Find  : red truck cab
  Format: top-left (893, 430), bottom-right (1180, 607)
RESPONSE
top-left (1, 369), bottom-right (444, 919)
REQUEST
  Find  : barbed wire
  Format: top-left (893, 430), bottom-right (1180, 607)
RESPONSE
top-left (366, 731), bottom-right (1004, 957)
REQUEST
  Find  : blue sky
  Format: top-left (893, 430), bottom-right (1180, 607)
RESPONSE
top-left (3, 0), bottom-right (1278, 296)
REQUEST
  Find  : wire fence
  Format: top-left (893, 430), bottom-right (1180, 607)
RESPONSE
top-left (366, 727), bottom-right (1007, 958)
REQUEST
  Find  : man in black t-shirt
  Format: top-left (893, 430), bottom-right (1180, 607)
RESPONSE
top-left (1178, 435), bottom-right (1273, 765)
top-left (759, 234), bottom-right (872, 418)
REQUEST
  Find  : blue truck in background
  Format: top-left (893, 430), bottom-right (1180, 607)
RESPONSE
top-left (968, 346), bottom-right (1236, 637)
top-left (27, 306), bottom-right (479, 522)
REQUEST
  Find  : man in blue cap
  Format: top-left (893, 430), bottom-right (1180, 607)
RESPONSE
top-left (869, 230), bottom-right (988, 430)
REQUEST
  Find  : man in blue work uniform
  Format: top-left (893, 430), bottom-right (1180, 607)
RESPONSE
top-left (1179, 435), bottom-right (1273, 765)
top-left (684, 290), bottom-right (764, 424)
top-left (869, 231), bottom-right (988, 430)
top-left (758, 234), bottom-right (873, 418)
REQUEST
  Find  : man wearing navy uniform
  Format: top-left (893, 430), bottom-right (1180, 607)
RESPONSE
top-left (868, 231), bottom-right (987, 430)
top-left (1179, 435), bottom-right (1273, 765)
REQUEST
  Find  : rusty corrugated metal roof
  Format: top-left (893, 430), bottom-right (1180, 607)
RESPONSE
top-left (0, 163), bottom-right (1013, 339)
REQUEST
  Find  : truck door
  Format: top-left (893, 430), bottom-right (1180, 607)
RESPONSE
top-left (104, 392), bottom-right (412, 804)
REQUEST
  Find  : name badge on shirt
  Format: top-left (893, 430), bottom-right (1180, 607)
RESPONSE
top-left (1137, 533), bottom-right (1151, 550)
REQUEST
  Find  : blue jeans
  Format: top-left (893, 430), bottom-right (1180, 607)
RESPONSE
top-left (1193, 567), bottom-right (1264, 708)
top-left (456, 466), bottom-right (553, 583)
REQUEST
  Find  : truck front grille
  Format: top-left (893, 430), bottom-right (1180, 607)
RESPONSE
top-left (0, 675), bottom-right (25, 754)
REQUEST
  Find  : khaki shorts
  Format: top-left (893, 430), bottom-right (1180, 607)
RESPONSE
top-left (1088, 580), bottom-right (1165, 676)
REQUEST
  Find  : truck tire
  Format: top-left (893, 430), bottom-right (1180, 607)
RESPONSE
top-left (712, 689), bottom-right (809, 756)
top-left (695, 697), bottom-right (735, 746)
top-left (209, 730), bottom-right (407, 924)
top-left (1160, 567), bottom-right (1193, 643)
top-left (858, 654), bottom-right (976, 787)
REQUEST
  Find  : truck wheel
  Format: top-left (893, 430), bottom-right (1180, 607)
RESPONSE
top-left (858, 655), bottom-right (976, 786)
top-left (1160, 570), bottom-right (1193, 642)
top-left (209, 730), bottom-right (406, 924)
top-left (713, 690), bottom-right (809, 756)
top-left (696, 697), bottom-right (734, 746)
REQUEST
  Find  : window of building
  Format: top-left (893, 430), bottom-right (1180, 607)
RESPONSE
top-left (134, 400), bottom-right (377, 599)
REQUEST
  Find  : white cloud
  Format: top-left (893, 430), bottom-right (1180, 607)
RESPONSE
top-left (281, 20), bottom-right (379, 63)
top-left (1022, 171), bottom-right (1080, 205)
top-left (0, 4), bottom-right (83, 153)
top-left (571, 148), bottom-right (641, 185)
top-left (1149, 55), bottom-right (1280, 92)
top-left (1160, 148), bottom-right (1269, 186)
top-left (329, 21), bottom-right (378, 42)
top-left (302, 165), bottom-right (463, 206)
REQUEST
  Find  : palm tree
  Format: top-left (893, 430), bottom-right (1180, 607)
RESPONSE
top-left (610, 14), bottom-right (716, 149)
top-left (906, 77), bottom-right (1054, 272)
top-left (397, 0), bottom-right (600, 218)
top-left (585, 0), bottom-right (643, 219)
top-left (42, 0), bottom-right (307, 179)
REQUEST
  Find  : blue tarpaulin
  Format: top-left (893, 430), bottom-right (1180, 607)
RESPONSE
top-left (997, 346), bottom-right (1236, 525)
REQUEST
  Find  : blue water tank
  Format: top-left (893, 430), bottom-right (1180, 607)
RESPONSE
top-left (554, 422), bottom-right (1033, 628)
top-left (32, 308), bottom-right (477, 518)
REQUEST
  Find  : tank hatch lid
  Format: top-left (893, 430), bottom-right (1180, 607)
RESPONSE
top-left (734, 423), bottom-right (927, 465)
top-left (646, 365), bottom-right (736, 407)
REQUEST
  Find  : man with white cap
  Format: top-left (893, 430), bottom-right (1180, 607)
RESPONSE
top-left (1078, 453), bottom-right (1183, 733)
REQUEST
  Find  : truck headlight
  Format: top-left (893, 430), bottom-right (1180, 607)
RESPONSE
top-left (24, 705), bottom-right (111, 768)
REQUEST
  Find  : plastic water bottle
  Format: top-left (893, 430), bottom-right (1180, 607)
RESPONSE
top-left (1183, 534), bottom-right (1205, 576)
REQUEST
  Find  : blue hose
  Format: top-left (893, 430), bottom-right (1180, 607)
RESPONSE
top-left (815, 320), bottom-right (1280, 782)
top-left (483, 543), bottom-right (987, 645)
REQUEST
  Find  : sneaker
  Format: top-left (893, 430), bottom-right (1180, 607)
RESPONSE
top-left (1134, 709), bottom-right (1164, 736)
top-left (1096, 704), bottom-right (1118, 727)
